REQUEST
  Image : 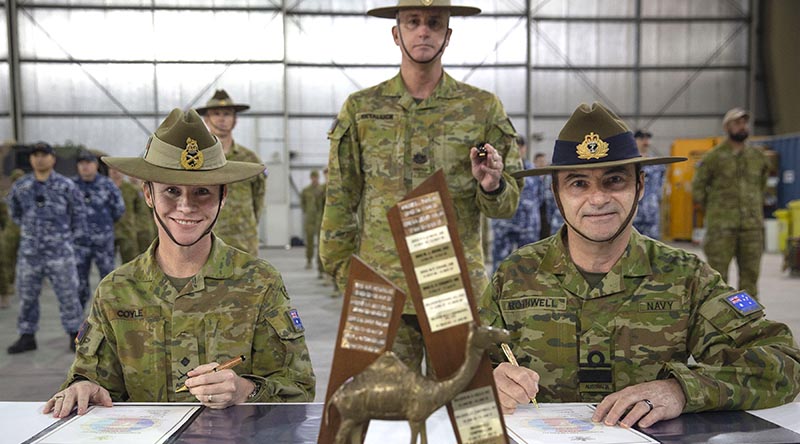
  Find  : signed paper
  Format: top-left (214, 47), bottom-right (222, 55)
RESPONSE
top-left (31, 405), bottom-right (200, 444)
top-left (504, 404), bottom-right (657, 444)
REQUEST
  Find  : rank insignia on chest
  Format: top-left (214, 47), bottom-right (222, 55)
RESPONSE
top-left (576, 132), bottom-right (609, 160)
top-left (725, 291), bottom-right (762, 316)
top-left (288, 309), bottom-right (305, 333)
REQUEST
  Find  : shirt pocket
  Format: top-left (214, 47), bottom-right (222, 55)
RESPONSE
top-left (613, 298), bottom-right (689, 384)
top-left (435, 119), bottom-right (480, 198)
top-left (356, 113), bottom-right (403, 189)
top-left (203, 314), bottom-right (255, 375)
top-left (109, 315), bottom-right (164, 397)
top-left (498, 296), bottom-right (575, 367)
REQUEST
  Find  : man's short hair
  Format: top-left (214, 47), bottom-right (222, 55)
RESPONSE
top-left (634, 130), bottom-right (652, 139)
top-left (533, 152), bottom-right (546, 160)
top-left (516, 136), bottom-right (526, 147)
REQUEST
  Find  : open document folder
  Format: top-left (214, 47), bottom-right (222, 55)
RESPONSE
top-left (504, 403), bottom-right (657, 444)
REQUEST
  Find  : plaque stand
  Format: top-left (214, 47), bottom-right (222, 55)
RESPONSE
top-left (387, 170), bottom-right (509, 444)
top-left (318, 256), bottom-right (407, 444)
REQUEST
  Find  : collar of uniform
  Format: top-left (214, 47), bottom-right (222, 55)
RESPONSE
top-left (541, 226), bottom-right (652, 299)
top-left (132, 235), bottom-right (235, 282)
top-left (383, 71), bottom-right (460, 107)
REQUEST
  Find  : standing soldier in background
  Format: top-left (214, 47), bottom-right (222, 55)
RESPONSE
top-left (197, 89), bottom-right (266, 256)
top-left (109, 167), bottom-right (144, 263)
top-left (72, 150), bottom-right (125, 308)
top-left (491, 136), bottom-right (544, 271)
top-left (692, 108), bottom-right (768, 298)
top-left (300, 170), bottom-right (324, 272)
top-left (129, 176), bottom-right (157, 252)
top-left (0, 168), bottom-right (25, 308)
top-left (7, 143), bottom-right (88, 354)
top-left (320, 0), bottom-right (522, 369)
top-left (316, 168), bottom-right (328, 279)
top-left (632, 130), bottom-right (666, 239)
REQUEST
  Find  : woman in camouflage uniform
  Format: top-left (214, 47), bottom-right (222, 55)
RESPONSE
top-left (45, 109), bottom-right (315, 418)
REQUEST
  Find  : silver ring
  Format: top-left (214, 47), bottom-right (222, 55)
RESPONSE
top-left (643, 399), bottom-right (654, 412)
top-left (53, 394), bottom-right (64, 400)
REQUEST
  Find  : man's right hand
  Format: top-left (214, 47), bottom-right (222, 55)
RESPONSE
top-left (493, 362), bottom-right (540, 413)
top-left (42, 381), bottom-right (112, 418)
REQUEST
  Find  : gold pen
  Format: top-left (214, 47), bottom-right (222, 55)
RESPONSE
top-left (175, 355), bottom-right (246, 393)
top-left (500, 343), bottom-right (539, 408)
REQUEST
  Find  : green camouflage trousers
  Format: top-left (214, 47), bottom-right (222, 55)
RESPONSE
top-left (703, 227), bottom-right (763, 298)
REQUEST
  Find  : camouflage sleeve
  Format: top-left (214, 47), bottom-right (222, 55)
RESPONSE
top-left (251, 172), bottom-right (266, 224)
top-left (62, 298), bottom-right (127, 401)
top-left (110, 181), bottom-right (126, 223)
top-left (477, 271), bottom-right (510, 366)
top-left (245, 280), bottom-right (316, 402)
top-left (9, 186), bottom-right (22, 226)
top-left (476, 96), bottom-right (523, 219)
top-left (691, 153), bottom-right (711, 207)
top-left (320, 104), bottom-right (362, 291)
top-left (0, 200), bottom-right (8, 230)
top-left (661, 264), bottom-right (800, 413)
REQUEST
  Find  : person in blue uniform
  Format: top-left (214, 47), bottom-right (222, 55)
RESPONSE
top-left (632, 130), bottom-right (666, 239)
top-left (7, 142), bottom-right (88, 354)
top-left (72, 150), bottom-right (125, 308)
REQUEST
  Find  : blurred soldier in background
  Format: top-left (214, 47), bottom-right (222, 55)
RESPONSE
top-left (632, 130), bottom-right (666, 239)
top-left (491, 136), bottom-right (545, 271)
top-left (128, 176), bottom-right (158, 252)
top-left (300, 170), bottom-right (324, 272)
top-left (109, 167), bottom-right (145, 263)
top-left (317, 168), bottom-right (328, 279)
top-left (320, 0), bottom-right (522, 369)
top-left (72, 150), bottom-right (125, 308)
top-left (7, 143), bottom-right (88, 354)
top-left (197, 89), bottom-right (266, 255)
top-left (692, 108), bottom-right (768, 298)
top-left (0, 169), bottom-right (25, 309)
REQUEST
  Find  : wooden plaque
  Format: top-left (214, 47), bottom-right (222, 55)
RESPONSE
top-left (318, 256), bottom-right (407, 444)
top-left (387, 170), bottom-right (509, 444)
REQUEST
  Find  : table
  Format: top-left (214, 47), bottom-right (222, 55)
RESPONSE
top-left (3, 401), bottom-right (799, 444)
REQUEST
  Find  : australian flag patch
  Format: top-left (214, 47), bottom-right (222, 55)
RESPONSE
top-left (288, 309), bottom-right (305, 333)
top-left (725, 291), bottom-right (762, 316)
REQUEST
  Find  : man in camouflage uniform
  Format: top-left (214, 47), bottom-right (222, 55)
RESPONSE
top-left (632, 130), bottom-right (666, 239)
top-left (73, 150), bottom-right (126, 308)
top-left (0, 169), bottom-right (25, 308)
top-left (197, 89), bottom-right (266, 256)
top-left (692, 108), bottom-right (768, 298)
top-left (320, 0), bottom-right (522, 368)
top-left (129, 175), bottom-right (158, 251)
top-left (491, 136), bottom-right (544, 271)
top-left (300, 170), bottom-right (324, 271)
top-left (44, 109), bottom-right (314, 418)
top-left (109, 167), bottom-right (144, 262)
top-left (480, 103), bottom-right (800, 429)
top-left (7, 143), bottom-right (88, 354)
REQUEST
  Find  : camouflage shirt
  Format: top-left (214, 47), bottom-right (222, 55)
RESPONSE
top-left (114, 181), bottom-right (144, 247)
top-left (321, 72), bottom-right (523, 310)
top-left (479, 228), bottom-right (800, 412)
top-left (63, 236), bottom-right (316, 403)
top-left (692, 141), bottom-right (768, 231)
top-left (9, 172), bottom-right (88, 257)
top-left (214, 142), bottom-right (266, 255)
top-left (73, 174), bottom-right (125, 247)
top-left (300, 183), bottom-right (325, 228)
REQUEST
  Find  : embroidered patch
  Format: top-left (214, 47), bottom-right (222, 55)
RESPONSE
top-left (76, 320), bottom-right (91, 345)
top-left (288, 309), bottom-right (305, 333)
top-left (725, 291), bottom-right (762, 316)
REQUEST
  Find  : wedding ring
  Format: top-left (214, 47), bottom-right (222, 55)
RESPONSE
top-left (53, 395), bottom-right (64, 399)
top-left (643, 399), bottom-right (654, 412)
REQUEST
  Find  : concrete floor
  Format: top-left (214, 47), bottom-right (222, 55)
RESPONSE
top-left (0, 242), bottom-right (798, 403)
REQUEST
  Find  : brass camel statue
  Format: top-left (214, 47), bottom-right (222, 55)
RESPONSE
top-left (326, 323), bottom-right (509, 444)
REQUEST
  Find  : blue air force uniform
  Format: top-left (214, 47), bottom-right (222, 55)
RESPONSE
top-left (9, 172), bottom-right (88, 335)
top-left (72, 174), bottom-right (125, 307)
top-left (633, 164), bottom-right (666, 239)
top-left (492, 159), bottom-right (546, 270)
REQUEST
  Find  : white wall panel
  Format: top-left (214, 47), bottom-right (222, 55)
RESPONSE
top-left (23, 117), bottom-right (156, 155)
top-left (286, 66), bottom-right (396, 114)
top-left (640, 70), bottom-right (747, 115)
top-left (641, 22), bottom-right (748, 66)
top-left (533, 0), bottom-right (635, 17)
top-left (642, 0), bottom-right (748, 17)
top-left (532, 70), bottom-right (635, 115)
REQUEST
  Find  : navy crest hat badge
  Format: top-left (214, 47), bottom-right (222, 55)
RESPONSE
top-left (576, 132), bottom-right (609, 160)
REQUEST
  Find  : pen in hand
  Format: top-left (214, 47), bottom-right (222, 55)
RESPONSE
top-left (175, 355), bottom-right (246, 393)
top-left (500, 343), bottom-right (539, 408)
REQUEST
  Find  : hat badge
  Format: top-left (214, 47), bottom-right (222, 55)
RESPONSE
top-left (576, 132), bottom-right (609, 160)
top-left (180, 137), bottom-right (204, 170)
top-left (421, 0), bottom-right (433, 5)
